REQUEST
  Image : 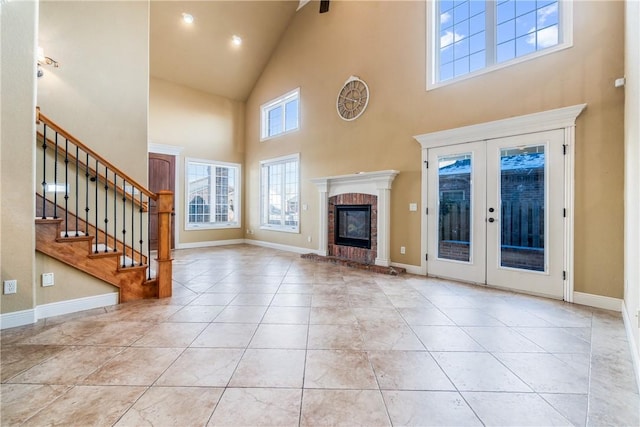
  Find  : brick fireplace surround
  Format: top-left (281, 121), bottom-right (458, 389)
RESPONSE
top-left (328, 193), bottom-right (378, 264)
top-left (311, 170), bottom-right (399, 267)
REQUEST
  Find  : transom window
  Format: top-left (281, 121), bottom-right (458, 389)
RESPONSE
top-left (185, 159), bottom-right (241, 229)
top-left (261, 88), bottom-right (300, 140)
top-left (260, 153), bottom-right (300, 233)
top-left (429, 0), bottom-right (572, 88)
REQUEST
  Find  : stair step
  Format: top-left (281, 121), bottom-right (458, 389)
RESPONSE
top-left (89, 244), bottom-right (123, 260)
top-left (60, 230), bottom-right (86, 237)
top-left (120, 255), bottom-right (139, 267)
top-left (92, 243), bottom-right (114, 253)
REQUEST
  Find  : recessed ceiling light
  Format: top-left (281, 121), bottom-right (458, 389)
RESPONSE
top-left (231, 35), bottom-right (242, 46)
top-left (182, 13), bottom-right (194, 24)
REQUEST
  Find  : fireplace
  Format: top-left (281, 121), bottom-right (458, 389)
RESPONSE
top-left (328, 194), bottom-right (377, 264)
top-left (335, 205), bottom-right (371, 249)
top-left (311, 170), bottom-right (399, 266)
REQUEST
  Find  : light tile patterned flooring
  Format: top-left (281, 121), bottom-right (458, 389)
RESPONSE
top-left (1, 245), bottom-right (639, 426)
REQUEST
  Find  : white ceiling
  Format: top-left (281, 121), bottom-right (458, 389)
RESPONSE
top-left (150, 1), bottom-right (300, 101)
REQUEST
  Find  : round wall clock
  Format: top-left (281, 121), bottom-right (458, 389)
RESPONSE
top-left (336, 76), bottom-right (369, 121)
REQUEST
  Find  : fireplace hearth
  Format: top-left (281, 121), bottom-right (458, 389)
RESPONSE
top-left (335, 205), bottom-right (371, 249)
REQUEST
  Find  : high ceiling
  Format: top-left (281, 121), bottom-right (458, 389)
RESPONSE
top-left (150, 1), bottom-right (300, 101)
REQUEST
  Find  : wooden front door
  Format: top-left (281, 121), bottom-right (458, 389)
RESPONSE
top-left (148, 153), bottom-right (175, 250)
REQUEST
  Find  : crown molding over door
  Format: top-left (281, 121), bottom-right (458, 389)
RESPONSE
top-left (414, 104), bottom-right (587, 149)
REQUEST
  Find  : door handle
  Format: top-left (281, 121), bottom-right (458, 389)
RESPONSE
top-left (488, 218), bottom-right (495, 223)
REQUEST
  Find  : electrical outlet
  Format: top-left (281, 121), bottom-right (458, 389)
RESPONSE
top-left (3, 280), bottom-right (17, 294)
top-left (400, 246), bottom-right (406, 254)
top-left (42, 272), bottom-right (55, 287)
top-left (308, 236), bottom-right (312, 242)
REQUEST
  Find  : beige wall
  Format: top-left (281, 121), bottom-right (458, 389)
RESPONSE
top-left (36, 254), bottom-right (117, 306)
top-left (29, 0), bottom-right (150, 307)
top-left (0, 0), bottom-right (38, 314)
top-left (624, 0), bottom-right (640, 368)
top-left (37, 0), bottom-right (149, 184)
top-left (149, 77), bottom-right (245, 246)
top-left (245, 1), bottom-right (625, 298)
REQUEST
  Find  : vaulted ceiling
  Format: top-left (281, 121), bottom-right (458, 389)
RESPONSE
top-left (150, 1), bottom-right (300, 101)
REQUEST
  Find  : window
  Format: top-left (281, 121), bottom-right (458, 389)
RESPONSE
top-left (428, 0), bottom-right (572, 88)
top-left (260, 153), bottom-right (300, 232)
top-left (261, 88), bottom-right (300, 140)
top-left (185, 159), bottom-right (241, 229)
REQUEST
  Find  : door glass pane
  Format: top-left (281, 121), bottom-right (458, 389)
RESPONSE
top-left (438, 153), bottom-right (472, 262)
top-left (499, 145), bottom-right (545, 271)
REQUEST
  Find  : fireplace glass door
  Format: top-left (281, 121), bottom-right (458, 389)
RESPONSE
top-left (335, 205), bottom-right (371, 249)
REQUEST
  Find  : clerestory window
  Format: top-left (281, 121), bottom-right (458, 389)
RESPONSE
top-left (261, 88), bottom-right (300, 141)
top-left (428, 0), bottom-right (572, 88)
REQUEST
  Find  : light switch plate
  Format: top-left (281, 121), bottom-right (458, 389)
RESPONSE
top-left (409, 203), bottom-right (418, 211)
top-left (3, 280), bottom-right (17, 294)
top-left (42, 272), bottom-right (55, 287)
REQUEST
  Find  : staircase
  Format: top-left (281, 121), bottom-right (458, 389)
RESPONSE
top-left (34, 108), bottom-right (173, 303)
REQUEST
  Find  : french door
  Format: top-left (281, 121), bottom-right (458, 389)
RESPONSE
top-left (427, 129), bottom-right (565, 298)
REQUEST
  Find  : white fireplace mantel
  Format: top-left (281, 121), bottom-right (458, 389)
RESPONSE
top-left (311, 170), bottom-right (399, 266)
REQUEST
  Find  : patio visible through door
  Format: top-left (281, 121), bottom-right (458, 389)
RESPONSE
top-left (427, 129), bottom-right (565, 298)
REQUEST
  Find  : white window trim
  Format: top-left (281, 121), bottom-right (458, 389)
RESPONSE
top-left (426, 0), bottom-right (574, 91)
top-left (260, 87), bottom-right (300, 141)
top-left (260, 153), bottom-right (301, 233)
top-left (184, 157), bottom-right (242, 231)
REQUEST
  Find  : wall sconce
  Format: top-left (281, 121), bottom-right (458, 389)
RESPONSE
top-left (37, 47), bottom-right (59, 78)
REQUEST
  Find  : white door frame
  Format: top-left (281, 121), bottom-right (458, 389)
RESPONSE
top-left (414, 104), bottom-right (586, 302)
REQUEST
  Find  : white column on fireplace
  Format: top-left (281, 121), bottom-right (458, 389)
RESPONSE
top-left (311, 170), bottom-right (399, 267)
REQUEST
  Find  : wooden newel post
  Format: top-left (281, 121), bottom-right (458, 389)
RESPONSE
top-left (156, 190), bottom-right (173, 298)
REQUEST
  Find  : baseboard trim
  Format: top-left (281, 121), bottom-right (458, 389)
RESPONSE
top-left (0, 309), bottom-right (37, 330)
top-left (622, 301), bottom-right (640, 393)
top-left (572, 291), bottom-right (623, 312)
top-left (176, 239), bottom-right (246, 250)
top-left (1, 293), bottom-right (119, 330)
top-left (35, 293), bottom-right (119, 320)
top-left (245, 239), bottom-right (323, 255)
top-left (390, 262), bottom-right (422, 275)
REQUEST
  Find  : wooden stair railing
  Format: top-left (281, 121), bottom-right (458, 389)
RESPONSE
top-left (35, 107), bottom-right (172, 301)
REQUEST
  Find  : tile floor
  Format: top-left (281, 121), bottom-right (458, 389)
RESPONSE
top-left (1, 245), bottom-right (639, 426)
